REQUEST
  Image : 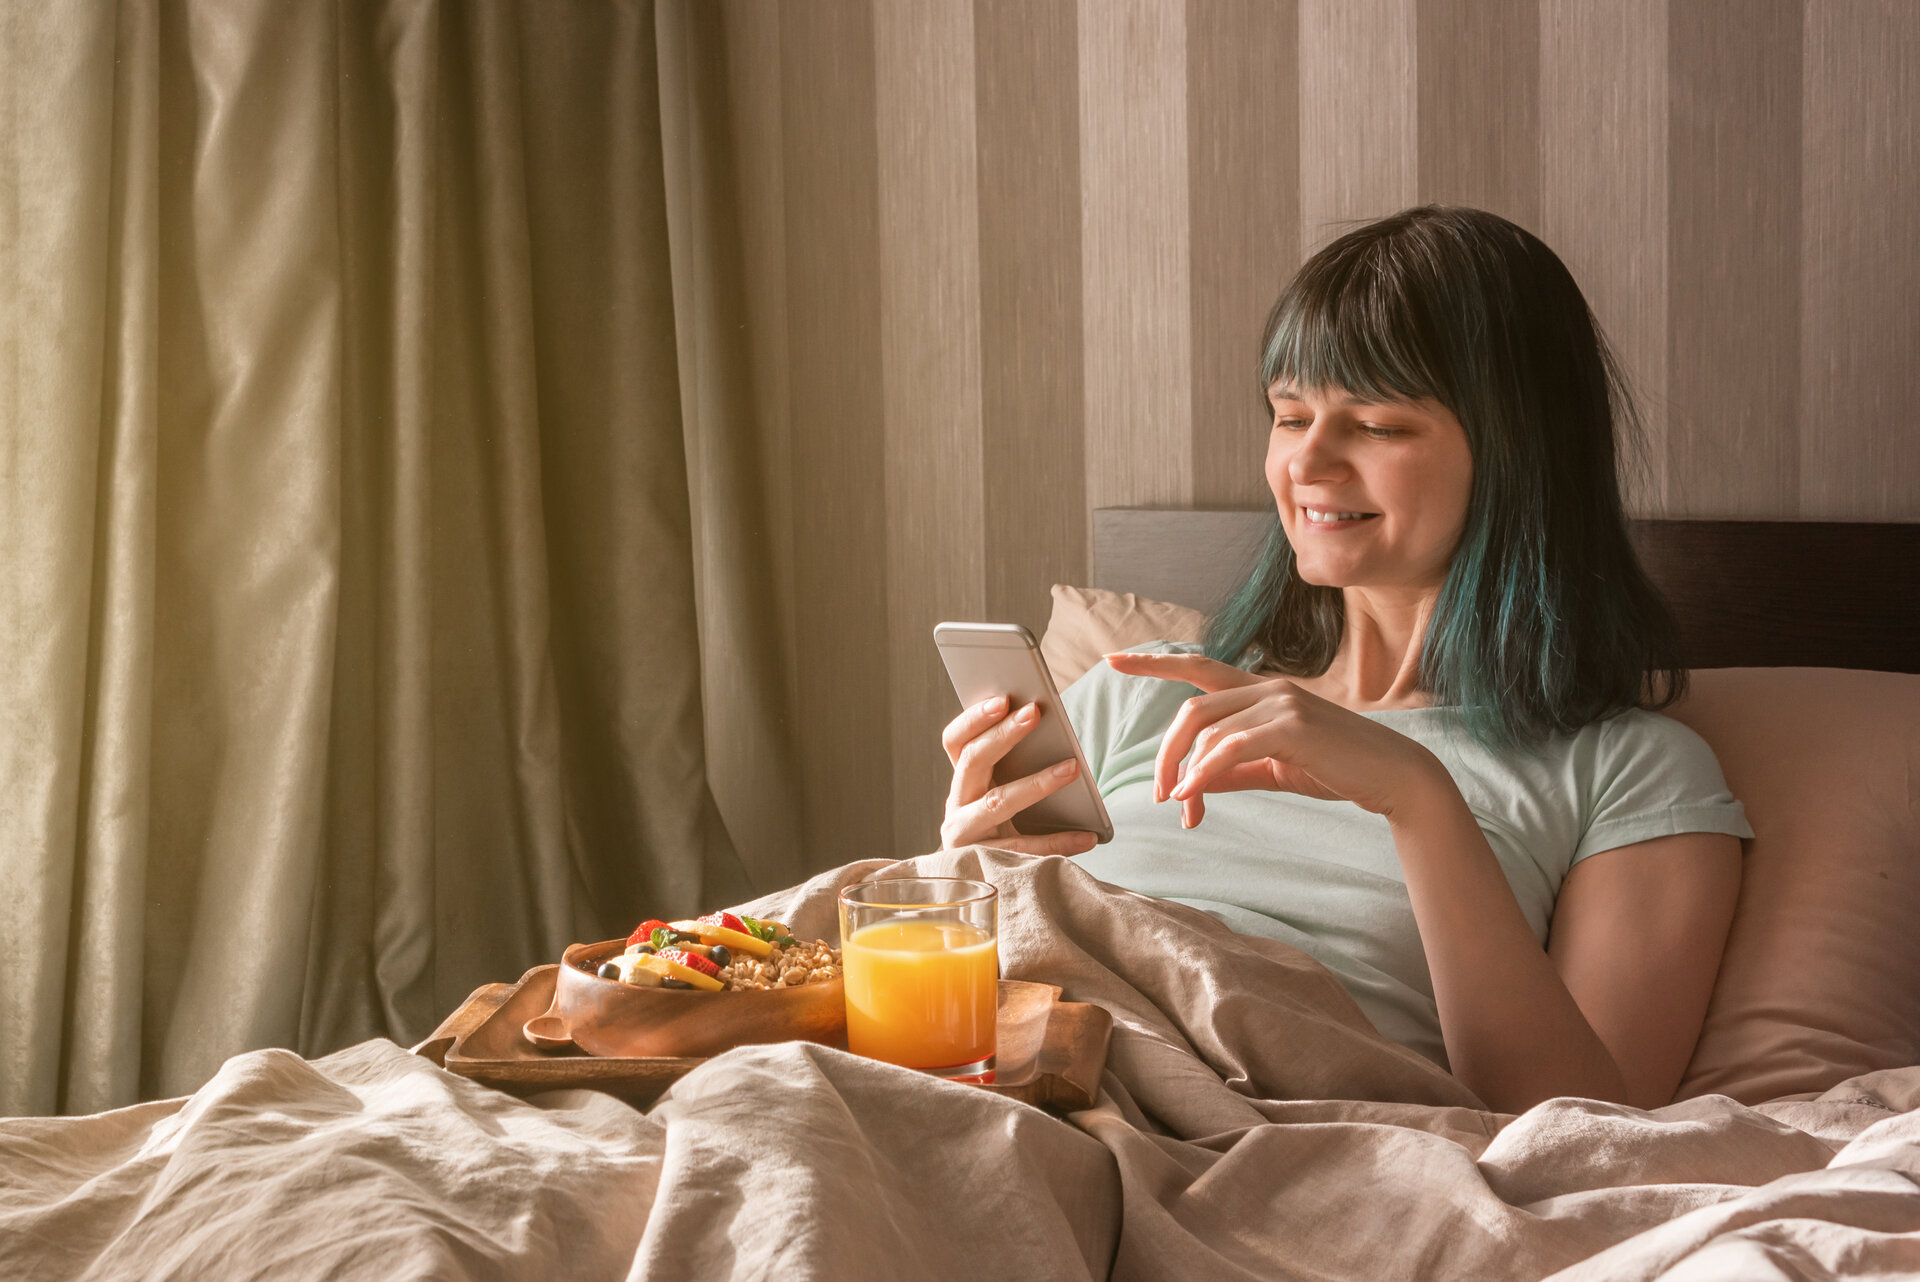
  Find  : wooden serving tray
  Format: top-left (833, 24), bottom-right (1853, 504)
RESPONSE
top-left (413, 964), bottom-right (1111, 1113)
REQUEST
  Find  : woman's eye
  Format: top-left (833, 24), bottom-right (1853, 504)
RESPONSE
top-left (1359, 424), bottom-right (1401, 439)
top-left (1274, 417), bottom-right (1311, 431)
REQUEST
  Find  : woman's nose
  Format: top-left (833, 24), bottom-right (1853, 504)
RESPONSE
top-left (1287, 425), bottom-right (1346, 485)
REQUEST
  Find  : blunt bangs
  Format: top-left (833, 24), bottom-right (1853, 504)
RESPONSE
top-left (1257, 238), bottom-right (1448, 414)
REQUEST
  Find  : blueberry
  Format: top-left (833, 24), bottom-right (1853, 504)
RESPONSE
top-left (708, 944), bottom-right (732, 969)
top-left (662, 977), bottom-right (693, 990)
top-left (632, 944), bottom-right (656, 955)
top-left (597, 961), bottom-right (623, 981)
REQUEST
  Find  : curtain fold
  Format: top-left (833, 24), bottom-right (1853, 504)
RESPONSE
top-left (1, 0), bottom-right (792, 1115)
top-left (1, 0), bottom-right (160, 1119)
top-left (656, 0), bottom-right (809, 899)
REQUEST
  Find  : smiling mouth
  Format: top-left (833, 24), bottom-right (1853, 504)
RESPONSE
top-left (1301, 507), bottom-right (1379, 525)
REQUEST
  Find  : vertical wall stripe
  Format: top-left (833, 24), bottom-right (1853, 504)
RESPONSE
top-left (1079, 0), bottom-right (1193, 525)
top-left (976, 0), bottom-right (1085, 637)
top-left (780, 0), bottom-right (893, 861)
top-left (1187, 0), bottom-right (1300, 510)
top-left (1416, 0), bottom-right (1540, 231)
top-left (1299, 0), bottom-right (1418, 253)
top-left (874, 0), bottom-right (986, 853)
top-left (1540, 0), bottom-right (1669, 514)
top-left (1801, 1), bottom-right (1920, 520)
top-left (1667, 0), bottom-right (1800, 517)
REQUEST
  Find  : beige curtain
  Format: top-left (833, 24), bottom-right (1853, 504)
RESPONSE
top-left (0, 0), bottom-right (803, 1116)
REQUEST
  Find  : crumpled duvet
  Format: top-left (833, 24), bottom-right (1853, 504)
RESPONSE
top-left (4, 847), bottom-right (1918, 1281)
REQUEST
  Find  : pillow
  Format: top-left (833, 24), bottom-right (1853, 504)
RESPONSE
top-left (1040, 584), bottom-right (1207, 689)
top-left (1041, 585), bottom-right (1920, 1105)
top-left (1669, 668), bottom-right (1920, 1103)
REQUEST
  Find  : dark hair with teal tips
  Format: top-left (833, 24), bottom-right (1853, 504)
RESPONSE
top-left (1204, 205), bottom-right (1686, 745)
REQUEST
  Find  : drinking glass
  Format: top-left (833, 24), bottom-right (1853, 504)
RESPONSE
top-left (838, 878), bottom-right (999, 1079)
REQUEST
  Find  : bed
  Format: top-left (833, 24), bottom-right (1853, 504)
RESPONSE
top-left (2, 514), bottom-right (1916, 1281)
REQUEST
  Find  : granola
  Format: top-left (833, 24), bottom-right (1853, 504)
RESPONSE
top-left (584, 911), bottom-right (842, 992)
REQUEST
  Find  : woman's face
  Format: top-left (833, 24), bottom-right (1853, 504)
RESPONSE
top-left (1265, 384), bottom-right (1475, 593)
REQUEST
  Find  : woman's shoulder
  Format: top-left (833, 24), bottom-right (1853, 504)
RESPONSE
top-left (1551, 706), bottom-right (1751, 825)
top-left (1560, 707), bottom-right (1748, 847)
top-left (1501, 707), bottom-right (1731, 800)
top-left (1584, 707), bottom-right (1726, 773)
top-left (1439, 705), bottom-right (1738, 818)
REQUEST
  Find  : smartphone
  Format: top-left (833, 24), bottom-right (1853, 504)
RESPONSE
top-left (933, 621), bottom-right (1114, 845)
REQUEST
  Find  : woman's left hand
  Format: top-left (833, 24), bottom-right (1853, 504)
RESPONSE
top-left (1102, 651), bottom-right (1447, 827)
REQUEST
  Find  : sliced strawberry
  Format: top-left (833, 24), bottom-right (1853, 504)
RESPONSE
top-left (699, 911), bottom-right (748, 935)
top-left (627, 918), bottom-right (671, 947)
top-left (659, 947), bottom-right (721, 979)
top-left (639, 952), bottom-right (725, 992)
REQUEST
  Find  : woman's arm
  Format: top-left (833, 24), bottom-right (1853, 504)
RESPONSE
top-left (1102, 650), bottom-right (1742, 1113)
top-left (1544, 831), bottom-right (1742, 1108)
top-left (1387, 771), bottom-right (1738, 1112)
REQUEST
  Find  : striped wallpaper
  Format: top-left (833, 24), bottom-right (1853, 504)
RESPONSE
top-left (663, 0), bottom-right (1920, 867)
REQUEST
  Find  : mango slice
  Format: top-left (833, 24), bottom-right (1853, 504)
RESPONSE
top-left (638, 951), bottom-right (725, 992)
top-left (669, 919), bottom-right (772, 958)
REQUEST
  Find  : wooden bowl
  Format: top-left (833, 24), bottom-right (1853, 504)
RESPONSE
top-left (548, 939), bottom-right (848, 1059)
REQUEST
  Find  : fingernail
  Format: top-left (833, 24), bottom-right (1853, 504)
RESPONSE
top-left (1016, 703), bottom-right (1039, 724)
top-left (1052, 759), bottom-right (1077, 778)
top-left (986, 695), bottom-right (1008, 714)
top-left (1154, 784), bottom-right (1165, 803)
top-left (1180, 811), bottom-right (1192, 830)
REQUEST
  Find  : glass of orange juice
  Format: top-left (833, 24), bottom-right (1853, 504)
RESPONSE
top-left (838, 878), bottom-right (998, 1079)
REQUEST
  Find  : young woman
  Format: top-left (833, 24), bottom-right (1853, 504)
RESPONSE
top-left (938, 206), bottom-right (1750, 1115)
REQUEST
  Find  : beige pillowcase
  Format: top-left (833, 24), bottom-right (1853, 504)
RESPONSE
top-left (1040, 584), bottom-right (1208, 689)
top-left (1669, 667), bottom-right (1920, 1103)
top-left (1042, 585), bottom-right (1920, 1105)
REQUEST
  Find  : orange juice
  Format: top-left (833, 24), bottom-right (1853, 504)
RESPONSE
top-left (841, 919), bottom-right (997, 1070)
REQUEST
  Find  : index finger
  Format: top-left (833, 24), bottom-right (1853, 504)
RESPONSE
top-left (1153, 684), bottom-right (1261, 802)
top-left (1102, 651), bottom-right (1263, 693)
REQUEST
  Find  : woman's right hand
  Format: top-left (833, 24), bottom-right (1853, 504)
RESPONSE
top-left (939, 696), bottom-right (1099, 855)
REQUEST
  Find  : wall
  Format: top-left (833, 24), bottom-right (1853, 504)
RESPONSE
top-left (663, 0), bottom-right (1920, 869)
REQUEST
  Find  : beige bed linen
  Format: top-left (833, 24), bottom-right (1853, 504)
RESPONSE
top-left (5, 848), bottom-right (1918, 1281)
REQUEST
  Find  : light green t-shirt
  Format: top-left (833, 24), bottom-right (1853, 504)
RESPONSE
top-left (1062, 642), bottom-right (1753, 1069)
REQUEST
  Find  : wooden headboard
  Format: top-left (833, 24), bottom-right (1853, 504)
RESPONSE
top-left (1090, 508), bottom-right (1920, 674)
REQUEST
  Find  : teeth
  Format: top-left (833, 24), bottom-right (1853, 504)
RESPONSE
top-left (1305, 509), bottom-right (1371, 523)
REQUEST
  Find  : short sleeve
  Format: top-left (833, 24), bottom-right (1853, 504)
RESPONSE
top-left (1572, 711), bottom-right (1754, 864)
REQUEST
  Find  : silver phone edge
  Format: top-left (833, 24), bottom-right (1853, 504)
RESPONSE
top-left (931, 621), bottom-right (1115, 845)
